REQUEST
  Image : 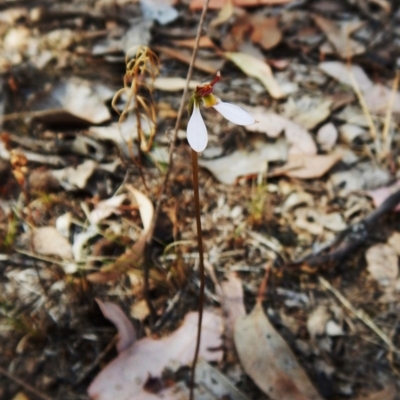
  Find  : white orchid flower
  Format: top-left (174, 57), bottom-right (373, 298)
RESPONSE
top-left (186, 72), bottom-right (255, 153)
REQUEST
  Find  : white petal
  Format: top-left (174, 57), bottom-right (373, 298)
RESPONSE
top-left (187, 105), bottom-right (208, 152)
top-left (213, 101), bottom-right (255, 125)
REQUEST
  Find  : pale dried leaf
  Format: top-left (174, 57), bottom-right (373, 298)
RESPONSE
top-left (282, 192), bottom-right (314, 213)
top-left (209, 0), bottom-right (234, 27)
top-left (219, 273), bottom-right (246, 342)
top-left (88, 311), bottom-right (223, 400)
top-left (313, 15), bottom-right (365, 58)
top-left (89, 194), bottom-right (127, 225)
top-left (319, 61), bottom-right (373, 92)
top-left (320, 212), bottom-right (347, 232)
top-left (130, 299), bottom-right (150, 321)
top-left (307, 306), bottom-right (330, 338)
top-left (225, 52), bottom-right (285, 99)
top-left (190, 0), bottom-right (295, 9)
top-left (325, 320), bottom-right (344, 336)
top-left (366, 180), bottom-right (400, 211)
top-left (234, 303), bottom-right (322, 400)
top-left (294, 208), bottom-right (324, 235)
top-left (33, 78), bottom-right (112, 124)
top-left (96, 299), bottom-right (136, 353)
top-left (32, 226), bottom-right (73, 259)
top-left (51, 160), bottom-right (97, 191)
top-left (366, 244), bottom-right (398, 287)
top-left (339, 123), bottom-right (367, 143)
top-left (388, 232), bottom-right (400, 255)
top-left (244, 108), bottom-right (317, 155)
top-left (153, 77), bottom-right (201, 91)
top-left (363, 83), bottom-right (400, 114)
top-left (331, 163), bottom-right (391, 195)
top-left (280, 153), bottom-right (342, 179)
top-left (126, 185), bottom-right (154, 232)
top-left (140, 0), bottom-right (178, 25)
top-left (317, 123), bottom-right (337, 151)
top-left (283, 97), bottom-right (332, 130)
top-left (199, 137), bottom-right (287, 184)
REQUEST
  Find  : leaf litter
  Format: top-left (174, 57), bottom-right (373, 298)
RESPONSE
top-left (1, 0), bottom-right (400, 399)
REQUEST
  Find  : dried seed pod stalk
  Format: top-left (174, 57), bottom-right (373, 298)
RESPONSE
top-left (112, 46), bottom-right (159, 155)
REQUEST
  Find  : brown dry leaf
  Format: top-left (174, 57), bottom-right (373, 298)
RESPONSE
top-left (88, 311), bottom-right (223, 400)
top-left (250, 15), bottom-right (282, 50)
top-left (96, 299), bottom-right (136, 353)
top-left (154, 45), bottom-right (222, 74)
top-left (199, 136), bottom-right (287, 184)
top-left (312, 14), bottom-right (365, 58)
top-left (221, 16), bottom-right (250, 51)
top-left (32, 226), bottom-right (73, 259)
top-left (245, 108), bottom-right (317, 155)
top-left (225, 52), bottom-right (285, 99)
top-left (275, 153), bottom-right (342, 179)
top-left (354, 385), bottom-right (396, 400)
top-left (366, 244), bottom-right (398, 287)
top-left (172, 36), bottom-right (216, 48)
top-left (234, 302), bottom-right (322, 400)
top-left (190, 0), bottom-right (295, 9)
top-left (11, 393), bottom-right (30, 400)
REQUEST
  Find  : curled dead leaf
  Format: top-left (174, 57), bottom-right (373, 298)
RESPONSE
top-left (96, 299), bottom-right (136, 353)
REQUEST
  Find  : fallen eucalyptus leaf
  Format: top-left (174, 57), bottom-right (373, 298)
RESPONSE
top-left (234, 302), bottom-right (322, 400)
top-left (225, 52), bottom-right (285, 99)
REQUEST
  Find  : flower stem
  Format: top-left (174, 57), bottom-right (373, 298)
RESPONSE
top-left (189, 149), bottom-right (205, 400)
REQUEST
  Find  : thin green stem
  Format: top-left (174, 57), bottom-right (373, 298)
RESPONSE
top-left (189, 149), bottom-right (205, 400)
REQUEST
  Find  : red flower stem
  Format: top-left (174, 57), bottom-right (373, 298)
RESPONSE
top-left (189, 149), bottom-right (205, 400)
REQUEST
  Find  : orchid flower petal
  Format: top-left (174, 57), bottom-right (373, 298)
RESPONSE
top-left (187, 104), bottom-right (208, 152)
top-left (213, 101), bottom-right (255, 126)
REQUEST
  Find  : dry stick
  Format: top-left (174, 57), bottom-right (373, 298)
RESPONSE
top-left (0, 365), bottom-right (52, 400)
top-left (299, 186), bottom-right (400, 266)
top-left (347, 65), bottom-right (379, 152)
top-left (143, 0), bottom-right (210, 321)
top-left (189, 150), bottom-right (205, 400)
top-left (381, 70), bottom-right (399, 157)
